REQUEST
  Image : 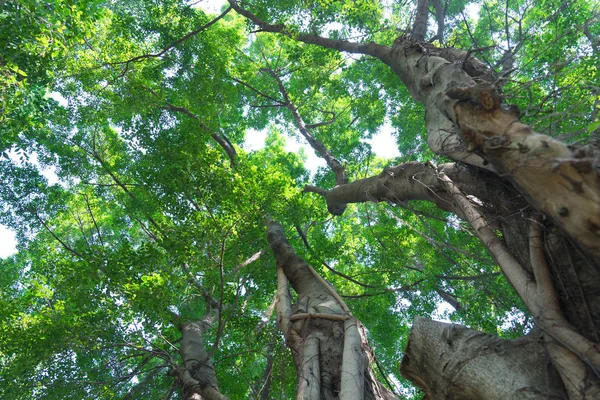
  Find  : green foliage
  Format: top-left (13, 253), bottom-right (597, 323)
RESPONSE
top-left (0, 0), bottom-right (594, 398)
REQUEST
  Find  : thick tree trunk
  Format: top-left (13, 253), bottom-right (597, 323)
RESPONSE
top-left (400, 317), bottom-right (567, 399)
top-left (266, 221), bottom-right (397, 400)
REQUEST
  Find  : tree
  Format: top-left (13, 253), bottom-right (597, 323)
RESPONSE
top-left (1, 0), bottom-right (599, 398)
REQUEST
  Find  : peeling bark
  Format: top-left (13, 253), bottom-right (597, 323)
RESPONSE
top-left (228, 0), bottom-right (491, 166)
top-left (447, 84), bottom-right (600, 257)
top-left (438, 172), bottom-right (600, 397)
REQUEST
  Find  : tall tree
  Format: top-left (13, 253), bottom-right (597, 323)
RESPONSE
top-left (1, 0), bottom-right (599, 398)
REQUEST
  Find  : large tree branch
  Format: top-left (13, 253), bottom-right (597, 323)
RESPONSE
top-left (410, 0), bottom-right (429, 41)
top-left (400, 317), bottom-right (567, 398)
top-left (437, 171), bottom-right (600, 385)
top-left (447, 84), bottom-right (600, 256)
top-left (267, 220), bottom-right (337, 299)
top-left (304, 162), bottom-right (470, 217)
top-left (177, 315), bottom-right (230, 400)
top-left (227, 0), bottom-right (390, 59)
top-left (266, 221), bottom-right (396, 399)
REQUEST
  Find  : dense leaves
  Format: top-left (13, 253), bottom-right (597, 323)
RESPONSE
top-left (0, 0), bottom-right (597, 398)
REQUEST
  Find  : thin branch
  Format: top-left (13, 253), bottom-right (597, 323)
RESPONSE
top-left (437, 289), bottom-right (462, 310)
top-left (90, 145), bottom-right (165, 238)
top-left (83, 193), bottom-right (105, 247)
top-left (341, 279), bottom-right (424, 298)
top-left (230, 248), bottom-right (267, 274)
top-left (290, 313), bottom-right (350, 321)
top-left (113, 6), bottom-right (232, 76)
top-left (34, 211), bottom-right (84, 259)
top-left (262, 67), bottom-right (348, 184)
top-left (145, 87), bottom-right (237, 166)
top-left (436, 272), bottom-right (500, 281)
top-left (227, 0), bottom-right (391, 59)
top-left (231, 77), bottom-right (285, 105)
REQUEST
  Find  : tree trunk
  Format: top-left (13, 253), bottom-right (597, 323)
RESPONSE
top-left (176, 314), bottom-right (229, 400)
top-left (266, 220), bottom-right (398, 400)
top-left (400, 317), bottom-right (567, 399)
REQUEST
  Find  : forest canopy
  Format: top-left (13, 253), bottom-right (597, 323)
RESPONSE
top-left (1, 0), bottom-right (599, 399)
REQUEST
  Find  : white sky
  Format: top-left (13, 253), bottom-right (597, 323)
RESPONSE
top-left (0, 226), bottom-right (17, 258)
top-left (197, 0), bottom-right (226, 13)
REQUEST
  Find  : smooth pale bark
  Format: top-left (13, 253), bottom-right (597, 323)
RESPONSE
top-left (340, 318), bottom-right (365, 400)
top-left (299, 335), bottom-right (322, 400)
top-left (267, 221), bottom-right (398, 400)
top-left (400, 317), bottom-right (567, 399)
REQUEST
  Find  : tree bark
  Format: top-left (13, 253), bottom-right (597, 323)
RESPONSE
top-left (177, 316), bottom-right (230, 400)
top-left (400, 317), bottom-right (567, 399)
top-left (304, 161), bottom-right (485, 219)
top-left (267, 220), bottom-right (397, 400)
top-left (410, 0), bottom-right (429, 41)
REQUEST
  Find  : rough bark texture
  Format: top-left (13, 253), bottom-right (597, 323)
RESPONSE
top-left (304, 162), bottom-right (478, 217)
top-left (410, 0), bottom-right (429, 41)
top-left (447, 84), bottom-right (600, 257)
top-left (400, 317), bottom-right (567, 399)
top-left (267, 221), bottom-right (397, 400)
